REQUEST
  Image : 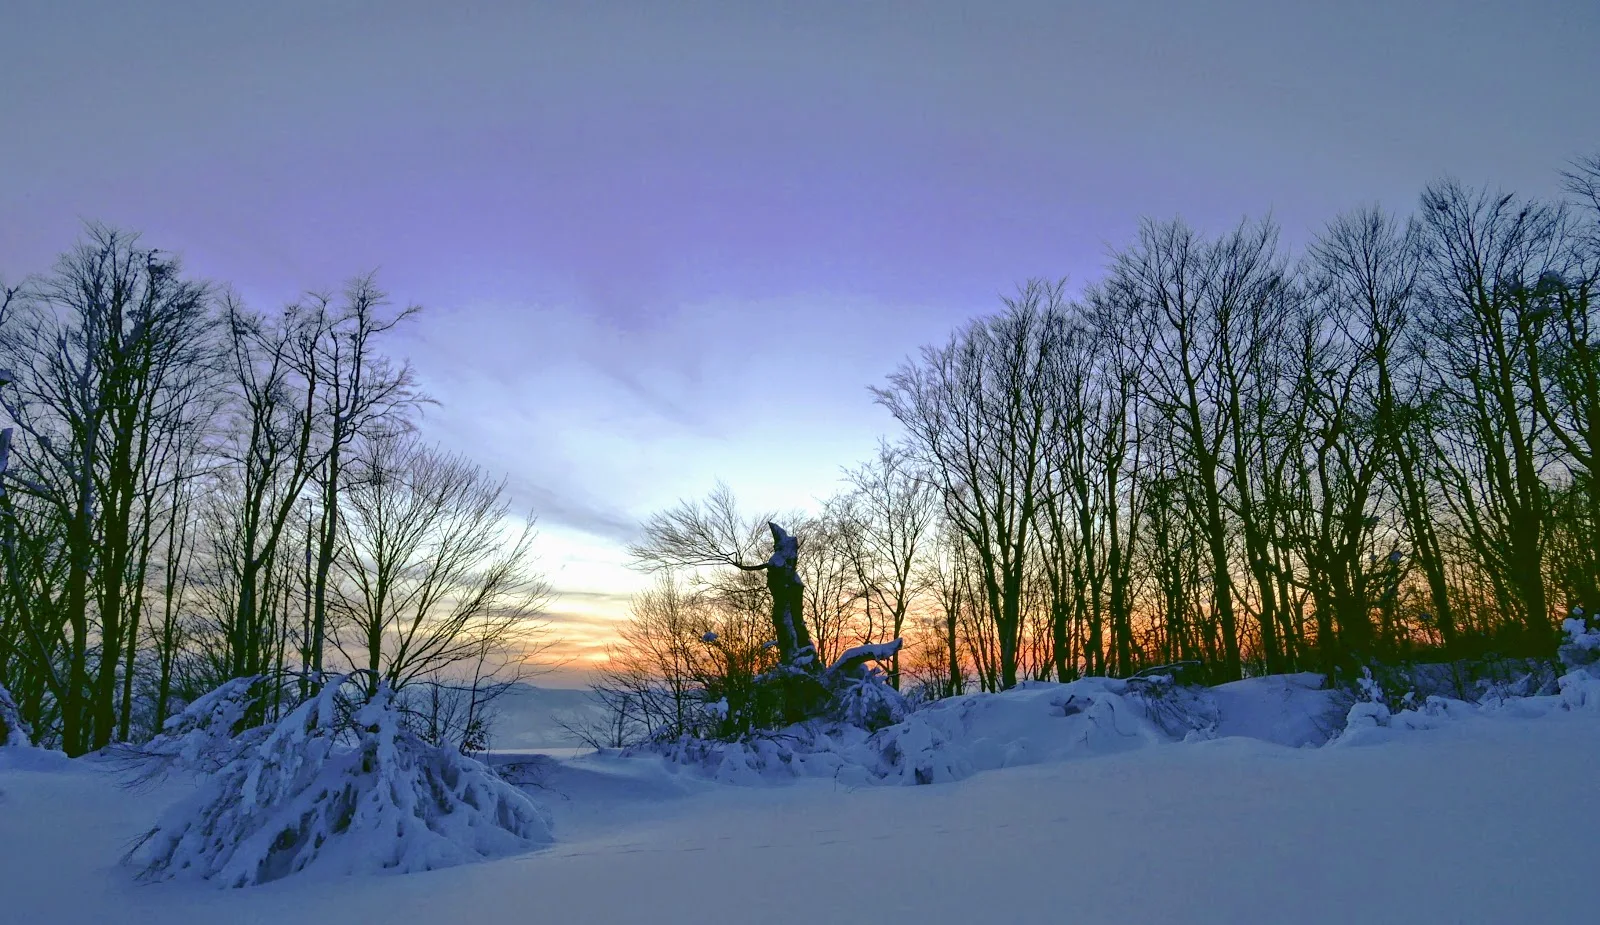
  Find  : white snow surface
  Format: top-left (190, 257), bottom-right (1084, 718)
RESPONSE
top-left (3, 671), bottom-right (1598, 923)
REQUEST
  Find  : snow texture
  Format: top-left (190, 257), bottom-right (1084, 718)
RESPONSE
top-left (4, 667), bottom-right (1599, 924)
top-left (133, 674), bottom-right (552, 887)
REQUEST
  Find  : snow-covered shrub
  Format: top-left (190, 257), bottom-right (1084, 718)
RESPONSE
top-left (133, 673), bottom-right (551, 887)
top-left (128, 675), bottom-right (274, 776)
top-left (1337, 667), bottom-right (1394, 735)
top-left (1333, 693), bottom-right (1478, 746)
top-left (825, 642), bottom-right (909, 731)
top-left (1556, 610), bottom-right (1600, 712)
top-left (1343, 700), bottom-right (1392, 731)
top-left (1124, 673), bottom-right (1218, 739)
top-left (691, 640), bottom-right (908, 741)
top-left (1557, 669), bottom-right (1600, 712)
top-left (1474, 670), bottom-right (1554, 708)
top-left (830, 671), bottom-right (908, 731)
top-left (0, 682), bottom-right (32, 748)
top-left (1558, 609), bottom-right (1600, 671)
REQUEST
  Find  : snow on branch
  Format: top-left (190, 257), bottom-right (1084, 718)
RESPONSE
top-left (828, 639), bottom-right (904, 677)
top-left (0, 682), bottom-right (31, 748)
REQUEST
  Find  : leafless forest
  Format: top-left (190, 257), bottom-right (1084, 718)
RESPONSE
top-left (590, 161), bottom-right (1600, 745)
top-left (0, 243), bottom-right (550, 755)
top-left (3, 160), bottom-right (1599, 753)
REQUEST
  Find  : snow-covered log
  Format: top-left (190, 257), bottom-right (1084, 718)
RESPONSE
top-left (133, 673), bottom-right (551, 887)
top-left (828, 639), bottom-right (904, 678)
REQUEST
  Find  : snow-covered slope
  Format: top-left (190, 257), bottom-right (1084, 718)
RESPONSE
top-left (643, 674), bottom-right (1343, 786)
top-left (2, 675), bottom-right (1595, 924)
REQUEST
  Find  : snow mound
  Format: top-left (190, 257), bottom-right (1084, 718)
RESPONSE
top-left (646, 662), bottom-right (1600, 783)
top-left (649, 675), bottom-right (1221, 786)
top-left (1209, 673), bottom-right (1344, 746)
top-left (133, 675), bottom-right (552, 887)
top-left (0, 744), bottom-right (73, 774)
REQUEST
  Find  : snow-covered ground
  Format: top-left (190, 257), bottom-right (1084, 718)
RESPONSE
top-left (2, 674), bottom-right (1596, 924)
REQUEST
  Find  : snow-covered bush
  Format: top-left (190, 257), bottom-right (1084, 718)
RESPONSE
top-left (1471, 668), bottom-right (1557, 708)
top-left (129, 675), bottom-right (274, 776)
top-left (1124, 673), bottom-right (1218, 739)
top-left (1337, 665), bottom-right (1401, 739)
top-left (1333, 692), bottom-right (1478, 746)
top-left (825, 642), bottom-right (909, 731)
top-left (0, 682), bottom-right (31, 748)
top-left (1558, 609), bottom-right (1600, 671)
top-left (1557, 669), bottom-right (1600, 712)
top-left (1342, 700), bottom-right (1393, 731)
top-left (688, 639), bottom-right (909, 741)
top-left (1556, 610), bottom-right (1600, 712)
top-left (1336, 667), bottom-right (1396, 736)
top-left (830, 671), bottom-right (907, 731)
top-left (132, 673), bottom-right (551, 887)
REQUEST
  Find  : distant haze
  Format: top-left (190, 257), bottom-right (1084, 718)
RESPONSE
top-left (484, 683), bottom-right (604, 748)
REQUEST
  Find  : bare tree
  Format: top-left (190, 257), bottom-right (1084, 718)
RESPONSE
top-left (1419, 181), bottom-right (1567, 652)
top-left (304, 276), bottom-right (421, 695)
top-left (332, 434), bottom-right (552, 695)
top-left (0, 227), bottom-right (214, 752)
top-left (582, 572), bottom-right (719, 744)
top-left (798, 502), bottom-right (861, 666)
top-left (628, 484), bottom-right (818, 668)
top-left (840, 442), bottom-right (936, 688)
top-left (1537, 158), bottom-right (1600, 613)
top-left (877, 281), bottom-right (1068, 689)
top-left (208, 296), bottom-right (330, 687)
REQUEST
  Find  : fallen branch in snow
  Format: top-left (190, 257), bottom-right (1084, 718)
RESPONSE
top-left (829, 640), bottom-right (904, 678)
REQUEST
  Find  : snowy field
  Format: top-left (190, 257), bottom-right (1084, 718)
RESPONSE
top-left (2, 674), bottom-right (1597, 925)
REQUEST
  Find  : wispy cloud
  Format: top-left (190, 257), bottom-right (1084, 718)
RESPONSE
top-left (504, 474), bottom-right (640, 545)
top-left (550, 589), bottom-right (637, 611)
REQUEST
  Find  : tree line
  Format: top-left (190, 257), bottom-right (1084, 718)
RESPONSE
top-left (0, 227), bottom-right (552, 756)
top-left (590, 159), bottom-right (1600, 744)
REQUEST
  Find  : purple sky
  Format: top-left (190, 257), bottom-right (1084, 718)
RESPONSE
top-left (5, 1), bottom-right (1599, 683)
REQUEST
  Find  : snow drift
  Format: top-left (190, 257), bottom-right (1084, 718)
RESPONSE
top-left (648, 650), bottom-right (1600, 787)
top-left (646, 672), bottom-right (1324, 787)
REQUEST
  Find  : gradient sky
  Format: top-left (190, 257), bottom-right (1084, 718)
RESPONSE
top-left (4, 1), bottom-right (1599, 684)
